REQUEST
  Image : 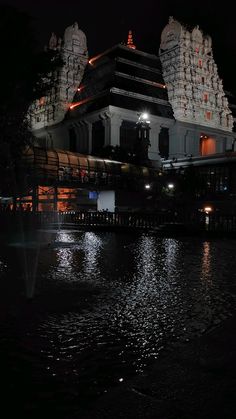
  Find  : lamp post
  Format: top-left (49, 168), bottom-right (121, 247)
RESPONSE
top-left (135, 112), bottom-right (151, 165)
top-left (167, 183), bottom-right (174, 191)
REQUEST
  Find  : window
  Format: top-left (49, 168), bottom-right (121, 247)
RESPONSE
top-left (206, 111), bottom-right (212, 120)
top-left (203, 93), bottom-right (208, 103)
top-left (200, 136), bottom-right (216, 156)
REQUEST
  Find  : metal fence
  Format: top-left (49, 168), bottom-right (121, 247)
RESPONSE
top-left (1, 210), bottom-right (236, 235)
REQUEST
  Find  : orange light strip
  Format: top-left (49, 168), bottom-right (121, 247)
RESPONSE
top-left (69, 102), bottom-right (82, 110)
top-left (89, 54), bottom-right (104, 65)
top-left (69, 90), bottom-right (109, 110)
top-left (88, 48), bottom-right (115, 65)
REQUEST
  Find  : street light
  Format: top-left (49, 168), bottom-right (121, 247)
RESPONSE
top-left (167, 183), bottom-right (174, 190)
top-left (135, 112), bottom-right (151, 165)
top-left (204, 205), bottom-right (213, 214)
top-left (203, 205), bottom-right (213, 229)
top-left (138, 112), bottom-right (150, 124)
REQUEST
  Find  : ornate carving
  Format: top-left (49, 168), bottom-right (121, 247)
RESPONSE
top-left (30, 22), bottom-right (88, 131)
top-left (64, 22), bottom-right (87, 55)
top-left (160, 17), bottom-right (182, 51)
top-left (159, 18), bottom-right (233, 131)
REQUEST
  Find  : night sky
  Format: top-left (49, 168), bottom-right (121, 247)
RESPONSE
top-left (1, 0), bottom-right (236, 93)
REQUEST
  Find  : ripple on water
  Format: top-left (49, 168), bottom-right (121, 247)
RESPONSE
top-left (1, 232), bottom-right (236, 390)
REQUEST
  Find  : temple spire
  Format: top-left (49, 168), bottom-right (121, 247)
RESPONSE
top-left (126, 30), bottom-right (136, 49)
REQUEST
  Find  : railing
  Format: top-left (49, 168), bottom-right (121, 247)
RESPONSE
top-left (1, 210), bottom-right (236, 235)
top-left (70, 211), bottom-right (179, 230)
top-left (0, 210), bottom-right (187, 232)
top-left (206, 213), bottom-right (236, 233)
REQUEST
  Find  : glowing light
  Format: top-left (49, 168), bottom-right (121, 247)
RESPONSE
top-left (204, 206), bottom-right (213, 214)
top-left (69, 102), bottom-right (82, 110)
top-left (77, 85), bottom-right (85, 93)
top-left (145, 184), bottom-right (151, 190)
top-left (138, 112), bottom-right (150, 124)
top-left (126, 30), bottom-right (136, 49)
top-left (167, 183), bottom-right (174, 189)
top-left (39, 97), bottom-right (45, 106)
top-left (88, 52), bottom-right (105, 65)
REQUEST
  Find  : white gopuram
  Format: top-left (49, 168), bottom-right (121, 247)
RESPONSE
top-left (159, 17), bottom-right (233, 130)
top-left (29, 22), bottom-right (88, 133)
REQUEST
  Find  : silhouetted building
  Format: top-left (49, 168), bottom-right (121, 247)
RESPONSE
top-left (24, 18), bottom-right (236, 212)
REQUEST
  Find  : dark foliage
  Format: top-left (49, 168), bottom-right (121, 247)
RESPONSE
top-left (0, 5), bottom-right (62, 195)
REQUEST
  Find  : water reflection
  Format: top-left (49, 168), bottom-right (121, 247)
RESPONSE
top-left (118, 236), bottom-right (183, 369)
top-left (1, 232), bottom-right (236, 395)
top-left (55, 231), bottom-right (75, 243)
top-left (163, 237), bottom-right (180, 276)
top-left (83, 232), bottom-right (102, 278)
top-left (55, 232), bottom-right (74, 277)
top-left (201, 241), bottom-right (212, 285)
top-left (50, 231), bottom-right (103, 283)
top-left (32, 234), bottom-right (236, 382)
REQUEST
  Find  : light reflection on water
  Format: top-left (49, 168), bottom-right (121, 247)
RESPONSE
top-left (1, 231), bottom-right (236, 391)
top-left (83, 232), bottom-right (102, 277)
top-left (201, 241), bottom-right (212, 285)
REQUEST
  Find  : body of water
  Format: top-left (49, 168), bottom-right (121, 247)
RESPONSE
top-left (0, 229), bottom-right (236, 416)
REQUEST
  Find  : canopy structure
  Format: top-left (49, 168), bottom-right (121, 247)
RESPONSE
top-left (4, 147), bottom-right (161, 212)
top-left (22, 146), bottom-right (159, 185)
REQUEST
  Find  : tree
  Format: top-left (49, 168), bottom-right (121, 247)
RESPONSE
top-left (0, 5), bottom-right (62, 196)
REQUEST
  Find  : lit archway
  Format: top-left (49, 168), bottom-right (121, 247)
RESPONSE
top-left (200, 134), bottom-right (216, 156)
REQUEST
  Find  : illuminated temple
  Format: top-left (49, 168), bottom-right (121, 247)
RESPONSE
top-left (23, 18), bottom-right (236, 211)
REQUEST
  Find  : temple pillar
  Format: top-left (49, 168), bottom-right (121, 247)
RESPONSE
top-left (101, 113), bottom-right (122, 147)
top-left (148, 123), bottom-right (161, 162)
top-left (110, 115), bottom-right (122, 147)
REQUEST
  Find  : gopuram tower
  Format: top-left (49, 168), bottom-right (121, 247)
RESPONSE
top-left (159, 17), bottom-right (233, 131)
top-left (29, 23), bottom-right (88, 135)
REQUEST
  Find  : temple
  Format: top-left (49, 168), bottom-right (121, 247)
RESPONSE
top-left (30, 19), bottom-right (235, 165)
top-left (21, 18), bottom-right (236, 212)
top-left (29, 22), bottom-right (88, 138)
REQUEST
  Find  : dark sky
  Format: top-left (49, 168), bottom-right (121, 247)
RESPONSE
top-left (2, 0), bottom-right (236, 93)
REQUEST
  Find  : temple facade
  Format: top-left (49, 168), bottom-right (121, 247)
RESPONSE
top-left (29, 19), bottom-right (236, 166)
top-left (29, 22), bottom-right (88, 147)
top-left (159, 17), bottom-right (234, 159)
